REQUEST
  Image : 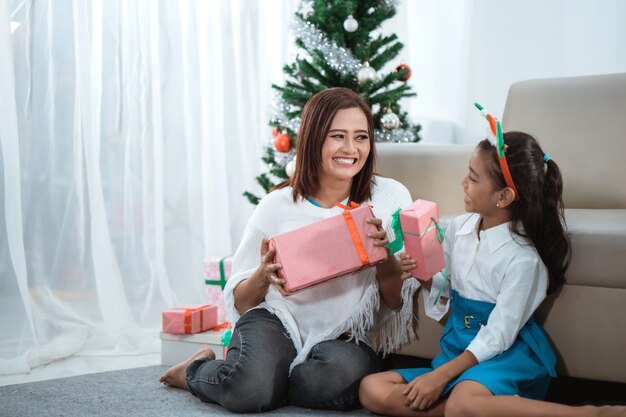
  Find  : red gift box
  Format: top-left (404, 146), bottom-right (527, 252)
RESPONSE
top-left (400, 199), bottom-right (446, 281)
top-left (162, 304), bottom-right (218, 335)
top-left (269, 204), bottom-right (387, 294)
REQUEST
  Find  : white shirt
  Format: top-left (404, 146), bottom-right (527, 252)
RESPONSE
top-left (224, 176), bottom-right (418, 370)
top-left (423, 213), bottom-right (549, 363)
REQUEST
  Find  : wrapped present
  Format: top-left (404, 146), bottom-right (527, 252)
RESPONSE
top-left (204, 285), bottom-right (228, 323)
top-left (162, 304), bottom-right (218, 335)
top-left (203, 255), bottom-right (233, 289)
top-left (203, 256), bottom-right (232, 322)
top-left (399, 199), bottom-right (446, 281)
top-left (269, 203), bottom-right (387, 294)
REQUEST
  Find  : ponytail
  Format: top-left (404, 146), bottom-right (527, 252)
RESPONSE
top-left (533, 159), bottom-right (570, 293)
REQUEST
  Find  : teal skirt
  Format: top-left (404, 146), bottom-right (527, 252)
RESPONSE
top-left (396, 290), bottom-right (556, 400)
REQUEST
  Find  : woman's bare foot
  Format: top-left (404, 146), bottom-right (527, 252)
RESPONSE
top-left (159, 347), bottom-right (216, 390)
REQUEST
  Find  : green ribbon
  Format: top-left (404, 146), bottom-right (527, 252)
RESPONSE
top-left (428, 217), bottom-right (448, 305)
top-left (205, 256), bottom-right (229, 289)
top-left (221, 329), bottom-right (232, 347)
top-left (386, 208), bottom-right (404, 254)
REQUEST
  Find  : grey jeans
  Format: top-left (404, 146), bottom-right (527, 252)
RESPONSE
top-left (186, 308), bottom-right (382, 412)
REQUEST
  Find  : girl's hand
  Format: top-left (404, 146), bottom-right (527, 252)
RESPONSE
top-left (398, 253), bottom-right (435, 290)
top-left (258, 238), bottom-right (289, 296)
top-left (399, 253), bottom-right (416, 280)
top-left (402, 370), bottom-right (448, 411)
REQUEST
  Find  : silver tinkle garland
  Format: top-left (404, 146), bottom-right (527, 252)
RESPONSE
top-left (292, 20), bottom-right (362, 76)
top-left (375, 128), bottom-right (416, 143)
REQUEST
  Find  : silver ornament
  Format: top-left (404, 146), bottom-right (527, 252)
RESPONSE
top-left (285, 156), bottom-right (297, 178)
top-left (381, 110), bottom-right (400, 130)
top-left (357, 62), bottom-right (377, 84)
top-left (343, 15), bottom-right (358, 32)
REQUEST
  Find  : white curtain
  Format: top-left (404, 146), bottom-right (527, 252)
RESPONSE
top-left (0, 0), bottom-right (295, 375)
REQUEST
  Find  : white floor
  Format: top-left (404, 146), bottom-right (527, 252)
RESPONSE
top-left (0, 353), bottom-right (161, 387)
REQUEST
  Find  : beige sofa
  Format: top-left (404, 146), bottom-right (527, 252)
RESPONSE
top-left (376, 73), bottom-right (626, 384)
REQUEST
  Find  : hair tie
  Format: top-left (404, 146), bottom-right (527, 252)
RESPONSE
top-left (543, 152), bottom-right (551, 163)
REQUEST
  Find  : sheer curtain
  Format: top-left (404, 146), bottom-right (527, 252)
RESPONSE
top-left (0, 0), bottom-right (295, 375)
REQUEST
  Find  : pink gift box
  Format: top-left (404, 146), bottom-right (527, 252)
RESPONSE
top-left (203, 256), bottom-right (232, 288)
top-left (269, 204), bottom-right (387, 294)
top-left (400, 199), bottom-right (446, 281)
top-left (203, 255), bottom-right (232, 322)
top-left (204, 286), bottom-right (227, 323)
top-left (162, 304), bottom-right (218, 334)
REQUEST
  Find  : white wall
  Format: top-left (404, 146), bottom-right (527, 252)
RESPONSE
top-left (384, 0), bottom-right (626, 144)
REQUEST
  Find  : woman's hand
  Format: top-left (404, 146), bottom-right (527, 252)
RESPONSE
top-left (257, 238), bottom-right (288, 296)
top-left (402, 370), bottom-right (449, 411)
top-left (368, 217), bottom-right (404, 308)
top-left (366, 217), bottom-right (389, 251)
top-left (233, 239), bottom-right (289, 314)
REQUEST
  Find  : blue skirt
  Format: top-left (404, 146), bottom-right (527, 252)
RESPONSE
top-left (396, 290), bottom-right (556, 400)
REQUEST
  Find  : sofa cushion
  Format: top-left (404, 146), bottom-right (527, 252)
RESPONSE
top-left (503, 73), bottom-right (626, 209)
top-left (565, 209), bottom-right (626, 289)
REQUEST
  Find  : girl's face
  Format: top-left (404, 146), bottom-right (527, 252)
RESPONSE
top-left (461, 149), bottom-right (502, 215)
top-left (319, 107), bottom-right (371, 185)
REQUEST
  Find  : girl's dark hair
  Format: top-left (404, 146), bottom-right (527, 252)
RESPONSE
top-left (477, 132), bottom-right (571, 294)
top-left (273, 87), bottom-right (376, 204)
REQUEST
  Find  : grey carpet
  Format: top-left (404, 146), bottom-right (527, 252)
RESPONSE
top-left (0, 365), bottom-right (372, 417)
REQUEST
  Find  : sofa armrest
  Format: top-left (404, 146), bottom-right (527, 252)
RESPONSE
top-left (376, 143), bottom-right (473, 216)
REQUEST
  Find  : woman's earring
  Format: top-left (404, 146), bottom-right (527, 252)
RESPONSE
top-left (496, 203), bottom-right (501, 208)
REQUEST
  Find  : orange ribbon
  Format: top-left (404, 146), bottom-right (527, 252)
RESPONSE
top-left (211, 321), bottom-right (232, 331)
top-left (335, 202), bottom-right (371, 266)
top-left (172, 305), bottom-right (208, 334)
top-left (335, 201), bottom-right (360, 210)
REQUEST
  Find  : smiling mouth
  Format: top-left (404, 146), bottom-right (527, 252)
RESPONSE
top-left (333, 157), bottom-right (357, 165)
top-left (464, 194), bottom-right (472, 204)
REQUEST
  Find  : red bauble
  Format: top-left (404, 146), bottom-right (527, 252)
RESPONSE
top-left (271, 127), bottom-right (279, 137)
top-left (274, 133), bottom-right (292, 153)
top-left (394, 63), bottom-right (412, 81)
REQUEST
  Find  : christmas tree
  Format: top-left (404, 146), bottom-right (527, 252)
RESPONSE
top-left (244, 0), bottom-right (421, 205)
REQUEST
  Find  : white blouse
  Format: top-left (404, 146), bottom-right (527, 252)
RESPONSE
top-left (423, 213), bottom-right (549, 363)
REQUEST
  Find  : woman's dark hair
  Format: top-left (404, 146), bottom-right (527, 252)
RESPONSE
top-left (477, 132), bottom-right (571, 294)
top-left (273, 87), bottom-right (376, 204)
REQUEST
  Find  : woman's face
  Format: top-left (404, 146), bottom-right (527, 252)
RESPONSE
top-left (319, 107), bottom-right (371, 185)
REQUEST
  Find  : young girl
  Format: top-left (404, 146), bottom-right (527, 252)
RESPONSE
top-left (359, 109), bottom-right (626, 417)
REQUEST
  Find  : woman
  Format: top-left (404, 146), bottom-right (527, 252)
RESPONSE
top-left (160, 87), bottom-right (418, 412)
